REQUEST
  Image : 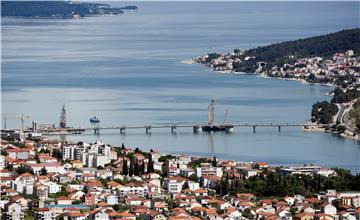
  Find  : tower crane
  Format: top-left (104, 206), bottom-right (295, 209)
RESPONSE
top-left (222, 109), bottom-right (229, 125)
top-left (2, 113), bottom-right (30, 130)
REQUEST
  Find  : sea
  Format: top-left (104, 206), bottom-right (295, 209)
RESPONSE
top-left (2, 1), bottom-right (360, 173)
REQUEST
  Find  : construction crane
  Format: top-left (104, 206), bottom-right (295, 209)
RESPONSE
top-left (208, 99), bottom-right (215, 125)
top-left (2, 113), bottom-right (30, 130)
top-left (222, 109), bottom-right (229, 125)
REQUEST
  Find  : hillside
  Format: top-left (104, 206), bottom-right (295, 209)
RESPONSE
top-left (235, 29), bottom-right (360, 71)
top-left (196, 29), bottom-right (360, 87)
top-left (1, 1), bottom-right (124, 18)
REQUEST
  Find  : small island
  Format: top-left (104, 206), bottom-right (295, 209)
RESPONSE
top-left (1, 1), bottom-right (138, 19)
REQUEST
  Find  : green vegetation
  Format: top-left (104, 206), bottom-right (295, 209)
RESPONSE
top-left (52, 148), bottom-right (62, 160)
top-left (112, 204), bottom-right (130, 212)
top-left (311, 101), bottom-right (338, 124)
top-left (233, 29), bottom-right (360, 72)
top-left (332, 88), bottom-right (360, 103)
top-left (188, 173), bottom-right (199, 182)
top-left (1, 1), bottom-right (124, 18)
top-left (348, 99), bottom-right (360, 130)
top-left (189, 158), bottom-right (209, 168)
top-left (215, 168), bottom-right (360, 197)
top-left (16, 166), bottom-right (34, 175)
top-left (158, 154), bottom-right (177, 163)
top-left (311, 88), bottom-right (360, 127)
top-left (10, 141), bottom-right (25, 148)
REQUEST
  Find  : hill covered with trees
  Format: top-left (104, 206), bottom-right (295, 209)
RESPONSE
top-left (1, 1), bottom-right (133, 18)
top-left (234, 29), bottom-right (360, 72)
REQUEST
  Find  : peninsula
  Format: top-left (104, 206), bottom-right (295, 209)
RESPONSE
top-left (1, 1), bottom-right (138, 18)
top-left (194, 29), bottom-right (360, 88)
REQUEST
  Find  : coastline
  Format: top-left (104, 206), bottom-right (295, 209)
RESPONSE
top-left (304, 124), bottom-right (360, 141)
top-left (187, 60), bottom-right (357, 142)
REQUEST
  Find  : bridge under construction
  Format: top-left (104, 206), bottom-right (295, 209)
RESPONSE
top-left (38, 99), bottom-right (321, 135)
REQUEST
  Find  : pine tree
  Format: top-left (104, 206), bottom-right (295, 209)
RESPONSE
top-left (140, 162), bottom-right (145, 175)
top-left (123, 160), bottom-right (128, 176)
top-left (212, 156), bottom-right (217, 167)
top-left (129, 159), bottom-right (134, 177)
top-left (134, 161), bottom-right (140, 176)
top-left (40, 167), bottom-right (47, 175)
top-left (182, 180), bottom-right (189, 190)
top-left (147, 153), bottom-right (154, 173)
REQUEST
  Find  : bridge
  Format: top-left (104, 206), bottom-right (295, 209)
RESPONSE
top-left (43, 122), bottom-right (321, 135)
top-left (39, 99), bottom-right (324, 135)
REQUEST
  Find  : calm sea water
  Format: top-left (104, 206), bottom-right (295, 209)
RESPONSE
top-left (2, 2), bottom-right (360, 172)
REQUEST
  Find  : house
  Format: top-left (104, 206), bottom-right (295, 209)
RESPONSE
top-left (6, 147), bottom-right (30, 160)
top-left (164, 176), bottom-right (186, 194)
top-left (26, 162), bottom-right (66, 175)
top-left (315, 213), bottom-right (334, 220)
top-left (188, 181), bottom-right (199, 191)
top-left (37, 154), bottom-right (58, 163)
top-left (36, 184), bottom-right (49, 200)
top-left (321, 203), bottom-right (337, 215)
top-left (106, 194), bottom-right (118, 205)
top-left (35, 208), bottom-right (53, 220)
top-left (56, 196), bottom-right (73, 205)
top-left (196, 163), bottom-right (223, 177)
top-left (284, 196), bottom-right (296, 206)
top-left (12, 173), bottom-right (35, 195)
top-left (2, 201), bottom-right (24, 220)
top-left (295, 212), bottom-right (314, 220)
top-left (85, 193), bottom-right (96, 206)
top-left (64, 211), bottom-right (86, 220)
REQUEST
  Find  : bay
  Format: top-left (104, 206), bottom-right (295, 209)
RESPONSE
top-left (2, 1), bottom-right (360, 172)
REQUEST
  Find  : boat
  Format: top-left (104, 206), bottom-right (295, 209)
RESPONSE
top-left (90, 116), bottom-right (100, 123)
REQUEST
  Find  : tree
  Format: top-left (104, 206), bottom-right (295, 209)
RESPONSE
top-left (16, 166), bottom-right (34, 175)
top-left (123, 160), bottom-right (128, 176)
top-left (182, 180), bottom-right (189, 190)
top-left (38, 149), bottom-right (50, 154)
top-left (134, 161), bottom-right (140, 176)
top-left (212, 156), bottom-right (217, 167)
top-left (52, 148), bottom-right (62, 160)
top-left (129, 159), bottom-right (134, 177)
top-left (147, 154), bottom-right (154, 173)
top-left (189, 173), bottom-right (199, 182)
top-left (40, 167), bottom-right (47, 175)
top-left (140, 162), bottom-right (145, 175)
top-left (121, 143), bottom-right (125, 150)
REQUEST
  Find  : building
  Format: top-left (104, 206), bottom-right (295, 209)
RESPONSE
top-left (26, 163), bottom-right (66, 175)
top-left (62, 145), bottom-right (77, 161)
top-left (280, 166), bottom-right (323, 175)
top-left (117, 184), bottom-right (149, 198)
top-left (35, 208), bottom-right (53, 220)
top-left (6, 148), bottom-right (30, 160)
top-left (2, 201), bottom-right (24, 220)
top-left (12, 173), bottom-right (35, 195)
top-left (196, 164), bottom-right (223, 177)
top-left (164, 176), bottom-right (186, 194)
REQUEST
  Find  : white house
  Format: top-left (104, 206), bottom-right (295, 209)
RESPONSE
top-left (322, 203), bottom-right (337, 215)
top-left (12, 173), bottom-right (35, 195)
